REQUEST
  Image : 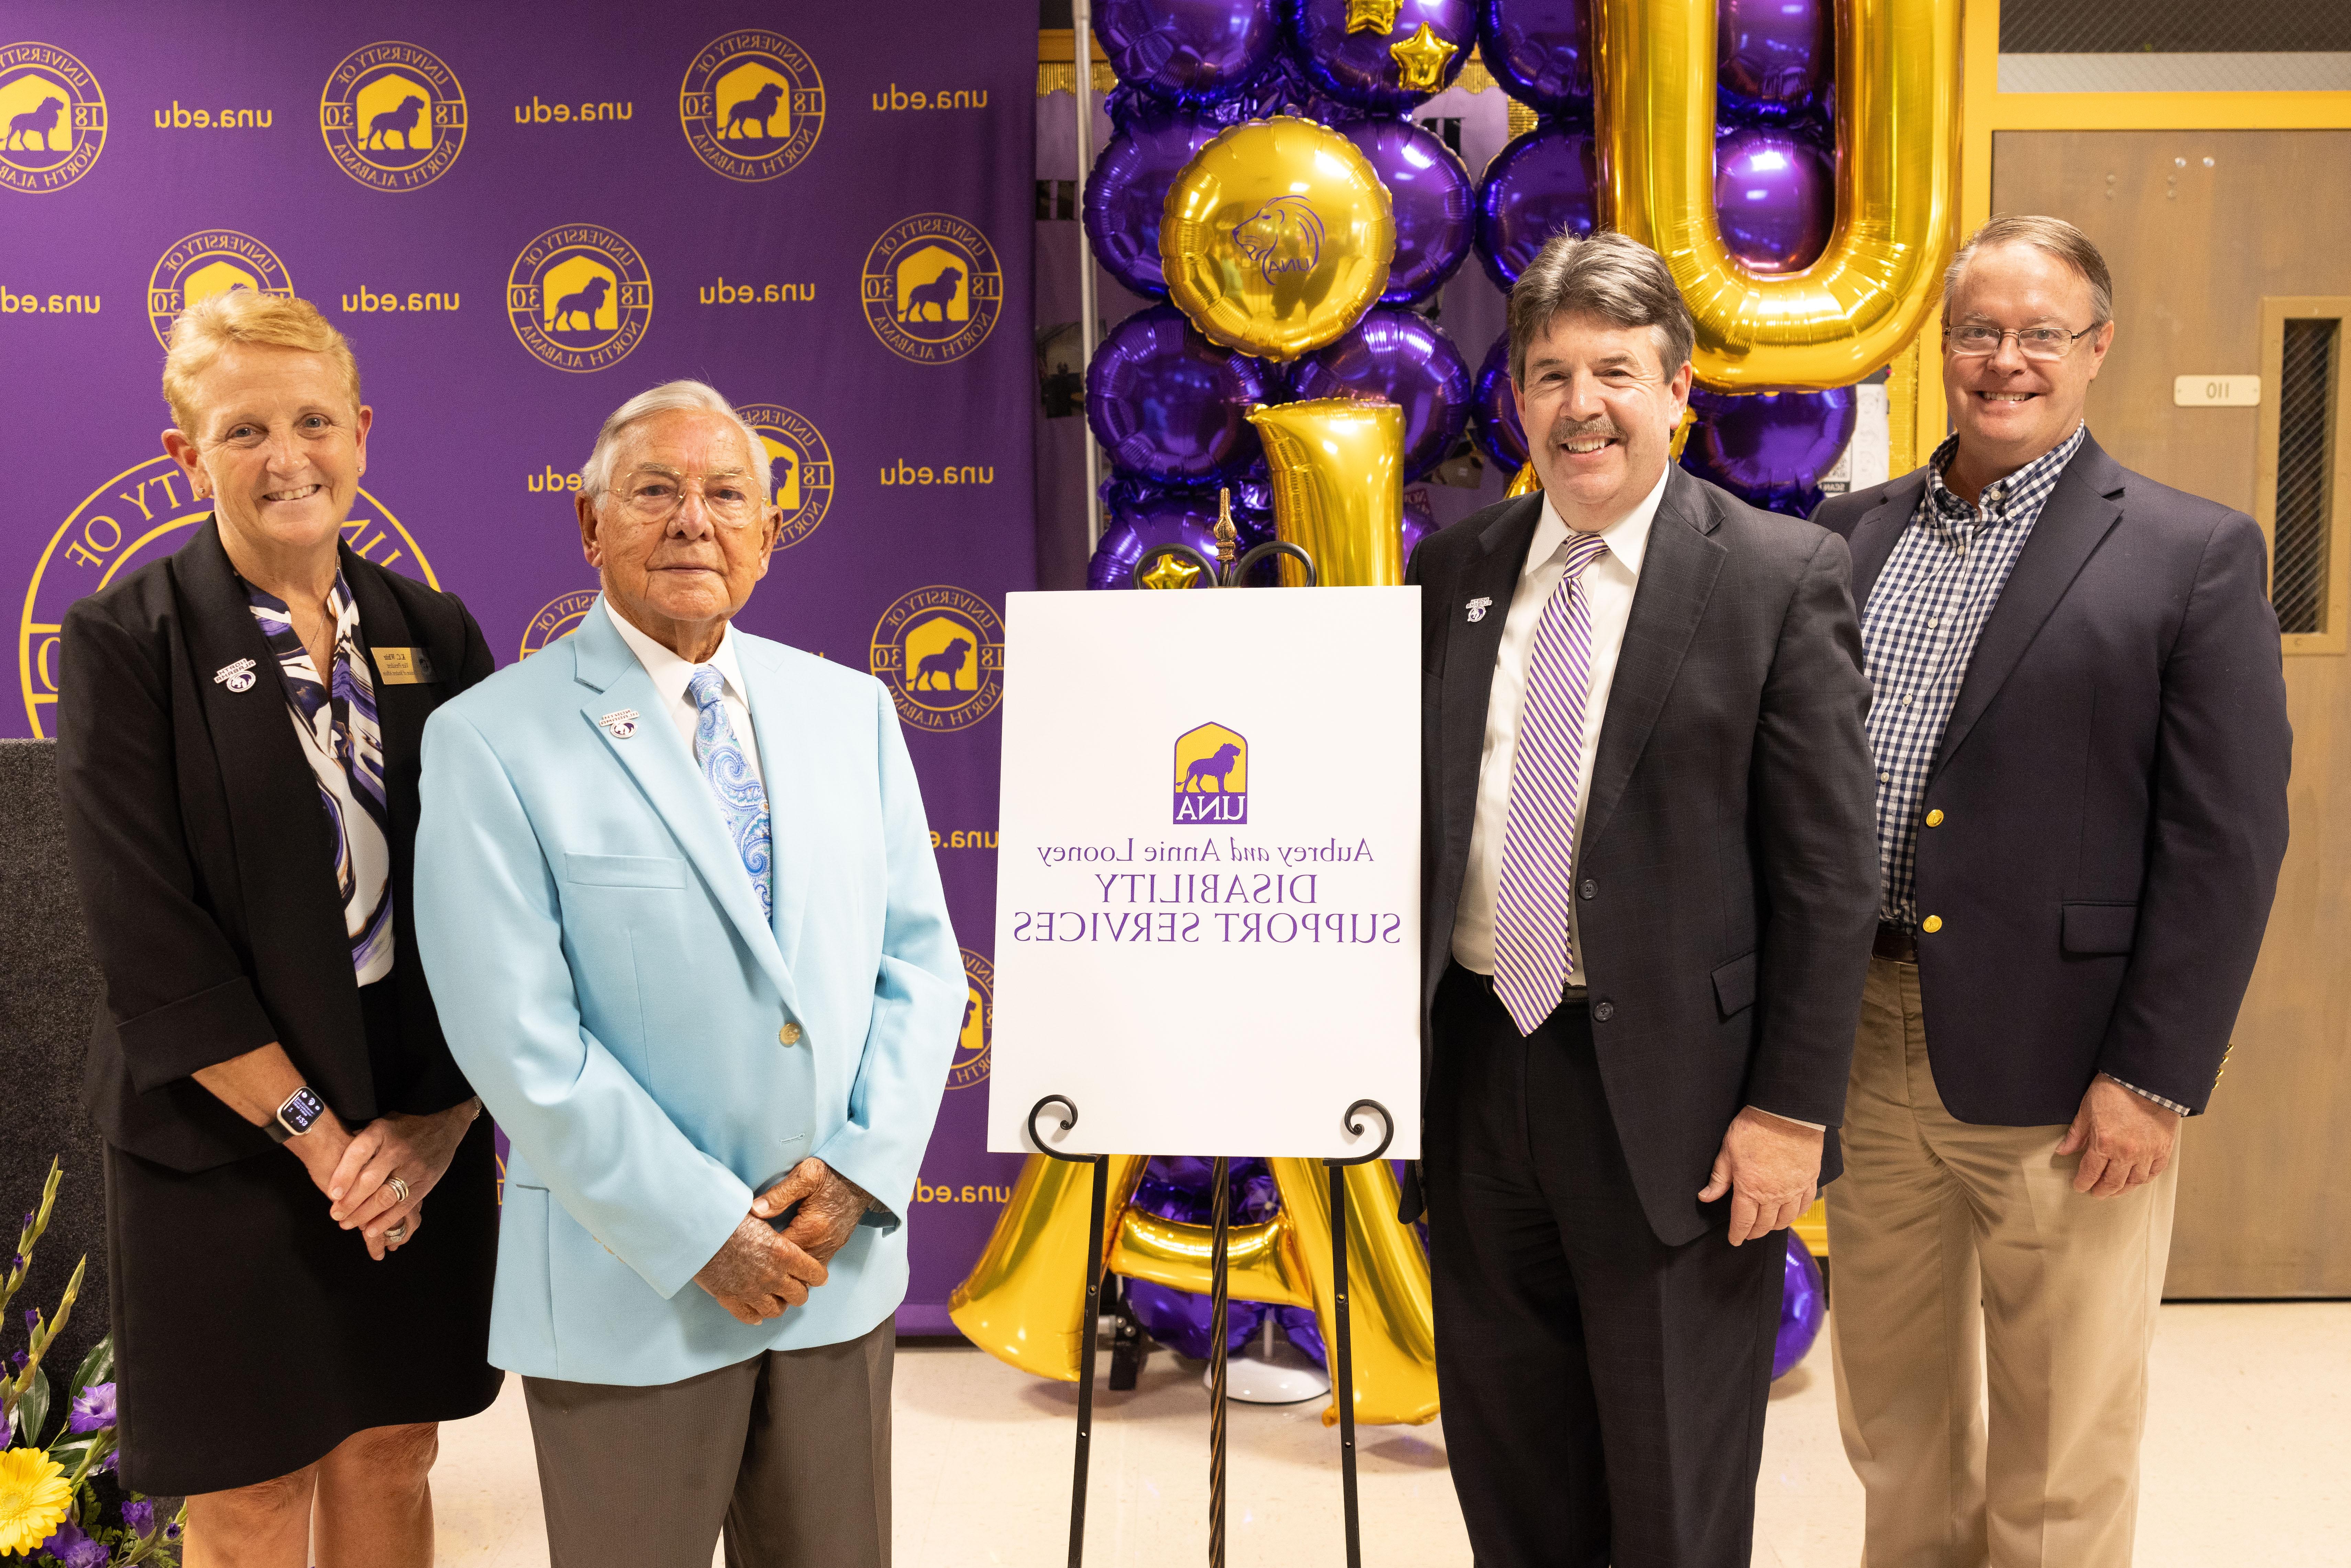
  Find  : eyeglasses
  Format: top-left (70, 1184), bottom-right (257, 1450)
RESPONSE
top-left (1943, 323), bottom-right (2099, 362)
top-left (609, 466), bottom-right (763, 527)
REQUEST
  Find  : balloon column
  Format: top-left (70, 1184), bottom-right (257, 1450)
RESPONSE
top-left (1080, 0), bottom-right (1475, 591)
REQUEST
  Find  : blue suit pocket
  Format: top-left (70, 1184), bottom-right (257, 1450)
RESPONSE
top-left (564, 852), bottom-right (688, 889)
top-left (2061, 902), bottom-right (2139, 956)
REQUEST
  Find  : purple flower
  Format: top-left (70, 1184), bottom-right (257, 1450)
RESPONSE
top-left (39, 1520), bottom-right (111, 1568)
top-left (65, 1381), bottom-right (117, 1433)
top-left (9, 1348), bottom-right (24, 1368)
top-left (22, 1307), bottom-right (37, 1329)
top-left (121, 1498), bottom-right (156, 1534)
top-left (165, 1521), bottom-right (182, 1539)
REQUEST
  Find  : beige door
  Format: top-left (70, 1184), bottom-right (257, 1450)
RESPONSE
top-left (1991, 129), bottom-right (2351, 1296)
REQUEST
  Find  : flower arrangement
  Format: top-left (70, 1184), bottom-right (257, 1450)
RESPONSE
top-left (1, 1160), bottom-right (180, 1566)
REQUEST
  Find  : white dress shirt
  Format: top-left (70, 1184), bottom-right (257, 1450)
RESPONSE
top-left (1452, 464), bottom-right (1667, 984)
top-left (603, 597), bottom-right (765, 789)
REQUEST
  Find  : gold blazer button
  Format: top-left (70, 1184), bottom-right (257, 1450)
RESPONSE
top-left (1921, 915), bottom-right (1944, 934)
top-left (1925, 809), bottom-right (1945, 827)
top-left (779, 1023), bottom-right (802, 1046)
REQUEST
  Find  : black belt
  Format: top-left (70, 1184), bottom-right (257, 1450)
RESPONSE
top-left (1873, 921), bottom-right (1918, 964)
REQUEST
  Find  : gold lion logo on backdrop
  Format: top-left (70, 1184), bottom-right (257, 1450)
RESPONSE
top-left (734, 403), bottom-right (834, 550)
top-left (678, 29), bottom-right (825, 182)
top-left (0, 41), bottom-right (105, 194)
top-left (868, 585), bottom-right (1004, 734)
top-left (861, 215), bottom-right (1003, 365)
top-left (506, 224), bottom-right (654, 373)
top-left (950, 948), bottom-right (993, 1091)
top-left (146, 231), bottom-right (294, 349)
top-left (318, 41), bottom-right (467, 192)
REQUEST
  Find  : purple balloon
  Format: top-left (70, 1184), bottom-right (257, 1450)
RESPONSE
top-left (1682, 385), bottom-right (1855, 518)
top-left (1477, 0), bottom-right (1591, 112)
top-left (1088, 305), bottom-right (1273, 484)
top-left (1473, 124), bottom-right (1599, 291)
top-left (1095, 0), bottom-right (1283, 105)
top-left (1126, 1277), bottom-right (1269, 1360)
top-left (1284, 0), bottom-right (1475, 112)
top-left (1288, 308), bottom-right (1471, 480)
top-left (1084, 113), bottom-right (1225, 298)
top-left (1470, 330), bottom-right (1527, 472)
top-left (1339, 118), bottom-right (1473, 305)
top-left (1720, 0), bottom-right (1831, 112)
top-left (1714, 127), bottom-right (1834, 275)
top-left (1401, 493), bottom-right (1438, 569)
top-left (1774, 1234), bottom-right (1827, 1379)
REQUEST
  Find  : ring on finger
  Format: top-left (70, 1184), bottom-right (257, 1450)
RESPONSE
top-left (387, 1176), bottom-right (410, 1205)
top-left (385, 1223), bottom-right (407, 1241)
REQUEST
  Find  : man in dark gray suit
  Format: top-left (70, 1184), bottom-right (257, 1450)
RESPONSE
top-left (1405, 230), bottom-right (1880, 1566)
top-left (1813, 215), bottom-right (2290, 1568)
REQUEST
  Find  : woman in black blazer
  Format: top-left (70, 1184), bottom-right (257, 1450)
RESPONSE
top-left (57, 290), bottom-right (500, 1560)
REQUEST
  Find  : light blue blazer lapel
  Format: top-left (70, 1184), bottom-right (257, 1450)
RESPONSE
top-left (570, 603), bottom-right (799, 1014)
top-left (739, 638), bottom-right (810, 979)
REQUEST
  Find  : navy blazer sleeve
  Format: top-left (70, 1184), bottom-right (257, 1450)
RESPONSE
top-left (2095, 511), bottom-right (2290, 1109)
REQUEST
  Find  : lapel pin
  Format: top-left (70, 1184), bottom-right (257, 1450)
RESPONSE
top-left (598, 707), bottom-right (640, 740)
top-left (1465, 597), bottom-right (1493, 623)
top-left (213, 658), bottom-right (257, 693)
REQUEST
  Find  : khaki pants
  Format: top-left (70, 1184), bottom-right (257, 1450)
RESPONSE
top-left (1826, 958), bottom-right (2177, 1568)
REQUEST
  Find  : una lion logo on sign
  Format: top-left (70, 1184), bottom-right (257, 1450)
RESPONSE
top-left (1172, 722), bottom-right (1248, 825)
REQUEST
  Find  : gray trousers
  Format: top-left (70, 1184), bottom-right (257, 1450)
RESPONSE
top-left (522, 1319), bottom-right (893, 1568)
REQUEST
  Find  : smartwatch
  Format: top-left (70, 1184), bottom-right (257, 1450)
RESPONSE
top-left (266, 1085), bottom-right (326, 1144)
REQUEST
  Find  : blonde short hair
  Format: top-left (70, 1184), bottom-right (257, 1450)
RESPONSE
top-left (161, 290), bottom-right (362, 436)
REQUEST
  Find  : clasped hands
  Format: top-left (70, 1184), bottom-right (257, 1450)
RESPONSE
top-left (694, 1157), bottom-right (875, 1325)
top-left (290, 1100), bottom-right (481, 1261)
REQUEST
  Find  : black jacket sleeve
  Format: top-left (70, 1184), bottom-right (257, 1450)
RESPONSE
top-left (57, 597), bottom-right (279, 1091)
top-left (1744, 530), bottom-right (1882, 1127)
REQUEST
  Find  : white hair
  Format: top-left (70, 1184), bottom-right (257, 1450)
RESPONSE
top-left (578, 379), bottom-right (771, 499)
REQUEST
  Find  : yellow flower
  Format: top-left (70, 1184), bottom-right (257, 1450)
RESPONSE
top-left (0, 1446), bottom-right (73, 1555)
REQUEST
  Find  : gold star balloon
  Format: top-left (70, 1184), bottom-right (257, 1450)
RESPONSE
top-left (1136, 553), bottom-right (1204, 590)
top-left (1160, 116), bottom-right (1396, 362)
top-left (1388, 23), bottom-right (1459, 92)
top-left (1345, 0), bottom-right (1403, 33)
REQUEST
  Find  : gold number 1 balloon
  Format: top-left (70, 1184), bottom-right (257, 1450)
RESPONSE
top-left (1594, 0), bottom-right (1962, 389)
top-left (1160, 117), bottom-right (1397, 362)
top-left (1248, 399), bottom-right (1407, 588)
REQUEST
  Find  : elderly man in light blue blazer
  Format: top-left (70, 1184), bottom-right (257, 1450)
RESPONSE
top-left (415, 379), bottom-right (961, 1568)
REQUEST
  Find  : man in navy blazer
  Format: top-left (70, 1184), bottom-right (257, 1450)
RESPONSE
top-left (1813, 217), bottom-right (2290, 1568)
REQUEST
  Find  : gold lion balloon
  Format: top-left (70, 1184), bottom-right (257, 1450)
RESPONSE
top-left (1593, 0), bottom-right (1962, 389)
top-left (1161, 117), bottom-right (1397, 362)
top-left (1248, 399), bottom-right (1406, 587)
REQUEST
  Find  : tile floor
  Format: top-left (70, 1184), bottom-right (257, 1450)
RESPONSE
top-left (430, 1302), bottom-right (2350, 1566)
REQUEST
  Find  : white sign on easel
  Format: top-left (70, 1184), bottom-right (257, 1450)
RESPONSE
top-left (987, 587), bottom-right (1422, 1160)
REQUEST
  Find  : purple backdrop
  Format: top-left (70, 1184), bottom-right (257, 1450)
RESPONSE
top-left (0, 0), bottom-right (1034, 1336)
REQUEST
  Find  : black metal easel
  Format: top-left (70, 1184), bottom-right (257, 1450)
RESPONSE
top-left (1029, 1095), bottom-right (1396, 1568)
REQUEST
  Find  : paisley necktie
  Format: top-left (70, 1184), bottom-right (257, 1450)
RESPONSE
top-left (686, 667), bottom-right (772, 918)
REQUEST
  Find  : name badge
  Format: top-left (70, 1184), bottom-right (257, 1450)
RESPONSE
top-left (373, 646), bottom-right (437, 685)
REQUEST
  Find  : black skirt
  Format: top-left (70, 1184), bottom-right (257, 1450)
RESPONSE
top-left (104, 1112), bottom-right (501, 1495)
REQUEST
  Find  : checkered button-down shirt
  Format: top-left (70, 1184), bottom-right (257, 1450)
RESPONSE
top-left (1860, 423), bottom-right (2192, 1117)
top-left (1862, 421), bottom-right (2085, 925)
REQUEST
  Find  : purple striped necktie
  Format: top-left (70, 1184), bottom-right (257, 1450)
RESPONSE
top-left (1493, 532), bottom-right (1611, 1036)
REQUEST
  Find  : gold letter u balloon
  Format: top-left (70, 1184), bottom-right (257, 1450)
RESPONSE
top-left (1598, 0), bottom-right (1963, 389)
